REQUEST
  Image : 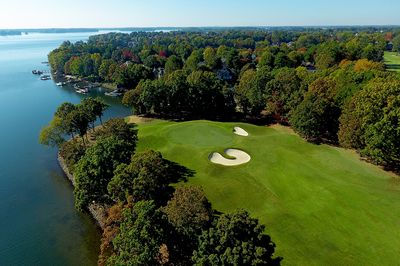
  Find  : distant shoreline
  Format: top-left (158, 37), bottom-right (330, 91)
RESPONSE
top-left (2, 25), bottom-right (400, 35)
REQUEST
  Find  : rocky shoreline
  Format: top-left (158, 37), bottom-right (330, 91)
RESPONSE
top-left (57, 153), bottom-right (109, 229)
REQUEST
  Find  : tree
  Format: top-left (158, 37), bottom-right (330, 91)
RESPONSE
top-left (290, 92), bottom-right (339, 142)
top-left (122, 79), bottom-right (165, 115)
top-left (217, 45), bottom-right (241, 71)
top-left (163, 70), bottom-right (190, 114)
top-left (164, 55), bottom-right (182, 75)
top-left (81, 54), bottom-right (95, 77)
top-left (362, 44), bottom-right (383, 62)
top-left (107, 150), bottom-right (174, 204)
top-left (67, 107), bottom-right (90, 144)
top-left (235, 68), bottom-right (271, 115)
top-left (55, 102), bottom-right (76, 119)
top-left (295, 34), bottom-right (319, 49)
top-left (99, 202), bottom-right (126, 266)
top-left (274, 52), bottom-right (290, 68)
top-left (345, 39), bottom-right (361, 60)
top-left (339, 78), bottom-right (400, 168)
top-left (95, 98), bottom-right (109, 124)
top-left (59, 139), bottom-right (86, 173)
top-left (39, 116), bottom-right (65, 147)
top-left (192, 210), bottom-right (281, 265)
top-left (140, 79), bottom-right (168, 114)
top-left (90, 53), bottom-right (102, 76)
top-left (144, 55), bottom-right (161, 69)
top-left (265, 67), bottom-right (302, 119)
top-left (95, 118), bottom-right (138, 145)
top-left (315, 42), bottom-right (341, 69)
top-left (55, 102), bottom-right (76, 138)
top-left (68, 56), bottom-right (84, 76)
top-left (203, 47), bottom-right (219, 70)
top-left (337, 99), bottom-right (364, 149)
top-left (74, 136), bottom-right (134, 210)
top-left (184, 50), bottom-right (203, 72)
top-left (81, 97), bottom-right (109, 125)
top-left (290, 77), bottom-right (340, 141)
top-left (48, 48), bottom-right (71, 75)
top-left (108, 201), bottom-right (167, 266)
top-left (354, 59), bottom-right (385, 73)
top-left (287, 51), bottom-right (303, 67)
top-left (162, 186), bottom-right (212, 237)
top-left (115, 64), bottom-right (151, 89)
top-left (162, 186), bottom-right (213, 264)
top-left (393, 35), bottom-right (400, 53)
top-left (258, 50), bottom-right (274, 68)
top-left (80, 97), bottom-right (98, 130)
top-left (186, 71), bottom-right (226, 116)
top-left (122, 87), bottom-right (142, 111)
top-left (363, 95), bottom-right (400, 166)
top-left (99, 59), bottom-right (114, 81)
top-left (315, 51), bottom-right (336, 69)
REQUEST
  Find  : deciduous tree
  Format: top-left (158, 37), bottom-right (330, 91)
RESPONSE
top-left (192, 210), bottom-right (281, 265)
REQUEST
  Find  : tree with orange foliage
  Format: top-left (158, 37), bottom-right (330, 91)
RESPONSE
top-left (354, 59), bottom-right (385, 72)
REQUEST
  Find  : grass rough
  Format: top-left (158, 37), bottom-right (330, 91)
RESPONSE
top-left (135, 119), bottom-right (400, 265)
top-left (384, 51), bottom-right (400, 72)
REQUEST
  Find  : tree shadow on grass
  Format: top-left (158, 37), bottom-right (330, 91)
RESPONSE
top-left (139, 112), bottom-right (277, 126)
top-left (158, 159), bottom-right (196, 205)
top-left (165, 159), bottom-right (196, 184)
top-left (385, 64), bottom-right (400, 70)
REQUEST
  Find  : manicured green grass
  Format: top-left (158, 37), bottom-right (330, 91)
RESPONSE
top-left (136, 119), bottom-right (400, 265)
top-left (384, 51), bottom-right (400, 72)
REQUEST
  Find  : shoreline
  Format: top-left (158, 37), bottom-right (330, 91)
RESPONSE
top-left (57, 152), bottom-right (109, 229)
top-left (55, 74), bottom-right (119, 92)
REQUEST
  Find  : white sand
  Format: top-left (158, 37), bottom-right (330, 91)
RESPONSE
top-left (209, 149), bottom-right (251, 166)
top-left (234, 126), bottom-right (249, 136)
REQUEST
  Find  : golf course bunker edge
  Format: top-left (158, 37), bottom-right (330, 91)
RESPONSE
top-left (210, 126), bottom-right (251, 166)
top-left (234, 126), bottom-right (249, 136)
top-left (209, 149), bottom-right (251, 166)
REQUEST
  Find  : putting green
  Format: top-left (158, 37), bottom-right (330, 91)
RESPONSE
top-left (135, 119), bottom-right (400, 265)
top-left (164, 122), bottom-right (234, 147)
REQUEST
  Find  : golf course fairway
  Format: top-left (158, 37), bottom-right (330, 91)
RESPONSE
top-left (134, 119), bottom-right (400, 265)
top-left (384, 51), bottom-right (400, 72)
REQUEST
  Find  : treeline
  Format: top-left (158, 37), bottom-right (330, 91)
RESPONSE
top-left (40, 98), bottom-right (282, 265)
top-left (48, 30), bottom-right (387, 85)
top-left (0, 30), bottom-right (22, 36)
top-left (48, 30), bottom-right (400, 169)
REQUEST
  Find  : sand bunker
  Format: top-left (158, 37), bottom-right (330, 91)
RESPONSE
top-left (209, 126), bottom-right (251, 166)
top-left (209, 149), bottom-right (251, 166)
top-left (234, 126), bottom-right (249, 136)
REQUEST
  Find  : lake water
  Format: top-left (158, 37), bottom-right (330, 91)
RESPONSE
top-left (0, 32), bottom-right (131, 265)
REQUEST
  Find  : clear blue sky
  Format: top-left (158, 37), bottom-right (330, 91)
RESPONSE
top-left (1, 0), bottom-right (399, 29)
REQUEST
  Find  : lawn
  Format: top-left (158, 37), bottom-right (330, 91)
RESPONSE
top-left (135, 119), bottom-right (400, 265)
top-left (384, 51), bottom-right (400, 72)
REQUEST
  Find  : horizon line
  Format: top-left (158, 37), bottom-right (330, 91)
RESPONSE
top-left (1, 24), bottom-right (400, 30)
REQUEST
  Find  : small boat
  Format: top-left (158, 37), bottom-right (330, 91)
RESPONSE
top-left (40, 75), bottom-right (51, 80)
top-left (105, 89), bottom-right (123, 97)
top-left (76, 88), bottom-right (89, 94)
top-left (32, 70), bottom-right (43, 75)
top-left (56, 82), bottom-right (66, 86)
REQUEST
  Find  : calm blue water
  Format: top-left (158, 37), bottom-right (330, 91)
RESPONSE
top-left (0, 32), bottom-right (131, 265)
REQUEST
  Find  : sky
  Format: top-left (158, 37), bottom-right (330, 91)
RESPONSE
top-left (0, 0), bottom-right (399, 29)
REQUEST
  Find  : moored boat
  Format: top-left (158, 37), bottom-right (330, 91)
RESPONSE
top-left (32, 70), bottom-right (44, 75)
top-left (40, 75), bottom-right (51, 80)
top-left (105, 89), bottom-right (123, 97)
top-left (76, 88), bottom-right (89, 94)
